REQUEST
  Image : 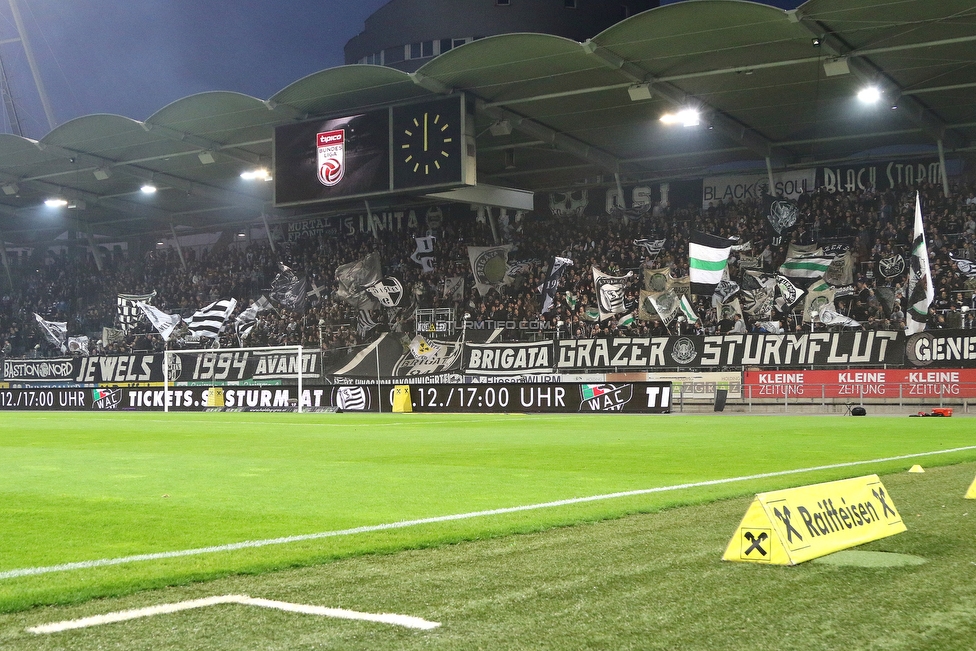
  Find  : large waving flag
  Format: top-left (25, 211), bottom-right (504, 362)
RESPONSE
top-left (135, 302), bottom-right (181, 341)
top-left (906, 192), bottom-right (934, 334)
top-left (186, 298), bottom-right (237, 339)
top-left (539, 256), bottom-right (573, 314)
top-left (33, 313), bottom-right (67, 351)
top-left (689, 232), bottom-right (734, 295)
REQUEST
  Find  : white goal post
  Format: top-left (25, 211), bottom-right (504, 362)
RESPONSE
top-left (162, 345), bottom-right (305, 413)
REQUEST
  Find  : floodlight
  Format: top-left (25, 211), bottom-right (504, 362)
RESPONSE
top-left (140, 183), bottom-right (158, 194)
top-left (44, 198), bottom-right (68, 208)
top-left (2, 183), bottom-right (18, 195)
top-left (660, 109), bottom-right (700, 127)
top-left (240, 168), bottom-right (272, 181)
top-left (93, 168), bottom-right (112, 180)
top-left (857, 86), bottom-right (882, 104)
top-left (198, 151), bottom-right (216, 164)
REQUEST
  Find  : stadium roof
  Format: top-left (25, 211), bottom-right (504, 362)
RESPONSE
top-left (0, 0), bottom-right (973, 247)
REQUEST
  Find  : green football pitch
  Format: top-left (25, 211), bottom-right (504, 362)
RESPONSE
top-left (1, 411), bottom-right (975, 616)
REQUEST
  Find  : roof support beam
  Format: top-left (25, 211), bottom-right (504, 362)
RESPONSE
top-left (140, 121), bottom-right (263, 166)
top-left (581, 40), bottom-right (791, 164)
top-left (28, 141), bottom-right (272, 213)
top-left (410, 71), bottom-right (623, 176)
top-left (789, 9), bottom-right (967, 150)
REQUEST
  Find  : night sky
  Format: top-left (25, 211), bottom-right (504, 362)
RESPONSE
top-left (0, 0), bottom-right (802, 139)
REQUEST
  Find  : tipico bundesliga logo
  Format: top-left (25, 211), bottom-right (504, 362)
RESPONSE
top-left (316, 129), bottom-right (344, 186)
top-left (579, 383), bottom-right (634, 412)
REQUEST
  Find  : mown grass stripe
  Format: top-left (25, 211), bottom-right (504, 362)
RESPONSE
top-left (4, 443), bottom-right (975, 582)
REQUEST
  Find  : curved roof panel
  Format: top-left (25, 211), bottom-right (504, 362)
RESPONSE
top-left (0, 0), bottom-right (971, 245)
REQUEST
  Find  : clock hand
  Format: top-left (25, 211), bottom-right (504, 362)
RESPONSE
top-left (423, 113), bottom-right (428, 152)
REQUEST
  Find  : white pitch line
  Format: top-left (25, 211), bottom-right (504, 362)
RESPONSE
top-left (4, 444), bottom-right (976, 582)
top-left (26, 594), bottom-right (440, 634)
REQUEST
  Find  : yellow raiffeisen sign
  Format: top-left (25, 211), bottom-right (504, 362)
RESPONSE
top-left (966, 476), bottom-right (976, 499)
top-left (723, 474), bottom-right (906, 565)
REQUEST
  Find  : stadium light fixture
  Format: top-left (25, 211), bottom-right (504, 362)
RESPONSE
top-left (627, 83), bottom-right (652, 101)
top-left (93, 168), bottom-right (112, 180)
top-left (198, 150), bottom-right (216, 165)
top-left (140, 183), bottom-right (158, 194)
top-left (240, 168), bottom-right (272, 181)
top-left (2, 183), bottom-right (18, 195)
top-left (488, 120), bottom-right (513, 137)
top-left (822, 57), bottom-right (850, 77)
top-left (857, 86), bottom-right (882, 104)
top-left (44, 198), bottom-right (68, 208)
top-left (660, 109), bottom-right (700, 127)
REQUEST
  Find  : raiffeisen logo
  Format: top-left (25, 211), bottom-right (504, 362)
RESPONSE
top-left (316, 129), bottom-right (345, 186)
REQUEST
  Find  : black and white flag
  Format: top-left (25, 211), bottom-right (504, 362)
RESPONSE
top-left (634, 238), bottom-right (666, 259)
top-left (763, 193), bottom-right (799, 245)
top-left (356, 310), bottom-right (379, 337)
top-left (235, 295), bottom-right (273, 340)
top-left (442, 276), bottom-right (464, 301)
top-left (539, 256), bottom-right (573, 314)
top-left (136, 302), bottom-right (181, 341)
top-left (117, 291), bottom-right (156, 333)
top-left (271, 263), bottom-right (308, 311)
top-left (33, 313), bottom-right (67, 350)
top-left (592, 266), bottom-right (633, 321)
top-left (648, 289), bottom-right (680, 326)
top-left (411, 236), bottom-right (436, 273)
top-left (67, 335), bottom-right (90, 355)
top-left (712, 278), bottom-right (740, 305)
top-left (186, 298), bottom-right (237, 339)
top-left (335, 253), bottom-right (383, 309)
top-left (950, 255), bottom-right (976, 279)
top-left (879, 254), bottom-right (907, 279)
top-left (906, 193), bottom-right (934, 335)
top-left (775, 274), bottom-right (805, 311)
top-left (365, 277), bottom-right (405, 308)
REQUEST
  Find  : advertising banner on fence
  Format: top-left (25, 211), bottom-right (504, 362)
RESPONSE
top-left (2, 351), bottom-right (322, 385)
top-left (406, 382), bottom-right (671, 413)
top-left (723, 475), bottom-right (906, 565)
top-left (743, 368), bottom-right (976, 399)
top-left (0, 385), bottom-right (383, 412)
top-left (555, 332), bottom-right (903, 371)
top-left (645, 372), bottom-right (742, 401)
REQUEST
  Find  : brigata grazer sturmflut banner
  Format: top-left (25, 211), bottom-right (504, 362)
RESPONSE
top-left (554, 332), bottom-right (903, 371)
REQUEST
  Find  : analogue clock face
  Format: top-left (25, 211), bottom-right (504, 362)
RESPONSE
top-left (392, 98), bottom-right (464, 189)
top-left (400, 111), bottom-right (452, 176)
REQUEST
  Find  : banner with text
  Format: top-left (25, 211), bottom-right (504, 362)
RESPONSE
top-left (744, 368), bottom-right (976, 399)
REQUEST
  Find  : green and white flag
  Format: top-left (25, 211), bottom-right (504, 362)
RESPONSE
top-left (679, 295), bottom-right (699, 324)
top-left (778, 250), bottom-right (833, 281)
top-left (906, 192), bottom-right (934, 334)
top-left (617, 313), bottom-right (635, 328)
top-left (689, 231), bottom-right (734, 295)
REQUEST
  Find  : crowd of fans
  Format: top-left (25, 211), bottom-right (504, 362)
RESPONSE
top-left (2, 175), bottom-right (976, 360)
